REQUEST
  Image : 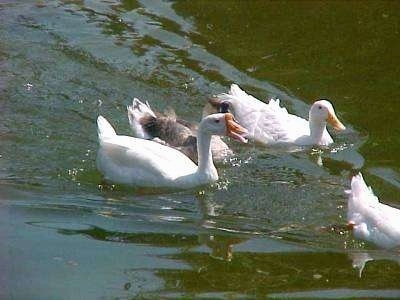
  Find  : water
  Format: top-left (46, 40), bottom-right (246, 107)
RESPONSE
top-left (1, 1), bottom-right (400, 298)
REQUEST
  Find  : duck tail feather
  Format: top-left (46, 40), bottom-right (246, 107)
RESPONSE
top-left (127, 98), bottom-right (156, 120)
top-left (350, 173), bottom-right (379, 204)
top-left (97, 115), bottom-right (116, 140)
top-left (269, 97), bottom-right (280, 106)
top-left (230, 83), bottom-right (246, 97)
top-left (127, 98), bottom-right (157, 139)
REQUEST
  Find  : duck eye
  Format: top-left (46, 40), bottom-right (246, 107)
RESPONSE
top-left (318, 105), bottom-right (322, 110)
top-left (214, 119), bottom-right (220, 123)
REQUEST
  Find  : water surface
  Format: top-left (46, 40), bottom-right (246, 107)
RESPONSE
top-left (1, 1), bottom-right (400, 298)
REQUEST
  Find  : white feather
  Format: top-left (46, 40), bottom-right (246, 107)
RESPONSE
top-left (127, 98), bottom-right (156, 139)
top-left (217, 84), bottom-right (344, 146)
top-left (96, 114), bottom-right (246, 189)
top-left (348, 173), bottom-right (400, 248)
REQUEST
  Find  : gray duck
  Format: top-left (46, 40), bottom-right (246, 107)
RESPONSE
top-left (127, 98), bottom-right (233, 163)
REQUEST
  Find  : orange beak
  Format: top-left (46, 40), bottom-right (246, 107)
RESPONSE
top-left (225, 113), bottom-right (248, 143)
top-left (328, 111), bottom-right (346, 131)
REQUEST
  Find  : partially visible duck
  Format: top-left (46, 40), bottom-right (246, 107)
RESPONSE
top-left (96, 113), bottom-right (247, 189)
top-left (127, 98), bottom-right (233, 163)
top-left (213, 84), bottom-right (346, 146)
top-left (347, 173), bottom-right (400, 249)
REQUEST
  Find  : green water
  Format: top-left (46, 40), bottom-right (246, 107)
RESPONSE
top-left (1, 1), bottom-right (400, 298)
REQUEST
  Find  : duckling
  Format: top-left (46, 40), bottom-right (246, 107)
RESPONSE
top-left (127, 98), bottom-right (233, 163)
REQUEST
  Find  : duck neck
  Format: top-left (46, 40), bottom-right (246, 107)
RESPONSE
top-left (309, 115), bottom-right (326, 145)
top-left (196, 129), bottom-right (217, 177)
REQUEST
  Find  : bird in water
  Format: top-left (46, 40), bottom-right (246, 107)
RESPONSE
top-left (127, 98), bottom-right (233, 163)
top-left (346, 173), bottom-right (400, 249)
top-left (211, 84), bottom-right (346, 146)
top-left (96, 113), bottom-right (248, 189)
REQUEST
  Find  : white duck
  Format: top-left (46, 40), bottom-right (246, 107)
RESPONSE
top-left (96, 113), bottom-right (247, 189)
top-left (127, 98), bottom-right (233, 163)
top-left (347, 173), bottom-right (400, 249)
top-left (213, 84), bottom-right (346, 146)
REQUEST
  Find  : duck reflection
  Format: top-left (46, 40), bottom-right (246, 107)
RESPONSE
top-left (32, 219), bottom-right (400, 297)
top-left (308, 145), bottom-right (365, 174)
top-left (197, 233), bottom-right (241, 262)
top-left (196, 193), bottom-right (249, 262)
top-left (349, 251), bottom-right (400, 278)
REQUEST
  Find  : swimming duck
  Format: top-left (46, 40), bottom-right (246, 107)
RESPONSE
top-left (213, 84), bottom-right (346, 146)
top-left (347, 173), bottom-right (400, 249)
top-left (127, 98), bottom-right (233, 163)
top-left (96, 113), bottom-right (247, 189)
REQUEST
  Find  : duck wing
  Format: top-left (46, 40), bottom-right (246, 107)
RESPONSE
top-left (348, 173), bottom-right (400, 248)
top-left (176, 118), bottom-right (198, 132)
top-left (218, 84), bottom-right (309, 144)
top-left (98, 135), bottom-right (197, 186)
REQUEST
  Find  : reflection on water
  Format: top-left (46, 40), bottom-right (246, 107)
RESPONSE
top-left (22, 220), bottom-right (400, 298)
top-left (156, 251), bottom-right (400, 298)
top-left (349, 251), bottom-right (400, 278)
top-left (1, 0), bottom-right (400, 298)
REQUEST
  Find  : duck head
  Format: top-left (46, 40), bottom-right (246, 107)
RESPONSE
top-left (309, 99), bottom-right (346, 131)
top-left (219, 101), bottom-right (230, 113)
top-left (201, 113), bottom-right (248, 143)
top-left (203, 97), bottom-right (232, 116)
